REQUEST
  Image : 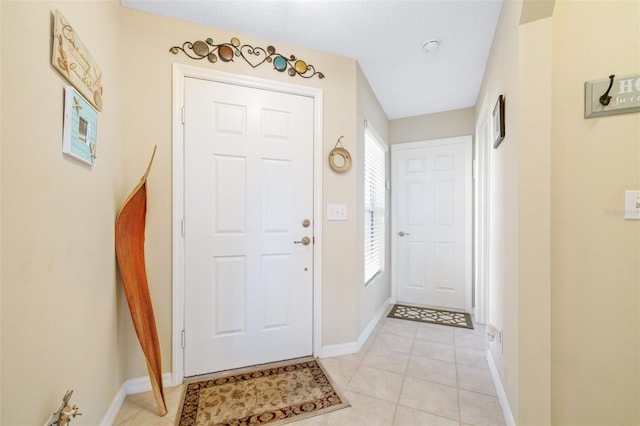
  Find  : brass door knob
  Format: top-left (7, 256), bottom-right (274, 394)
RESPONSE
top-left (294, 236), bottom-right (311, 245)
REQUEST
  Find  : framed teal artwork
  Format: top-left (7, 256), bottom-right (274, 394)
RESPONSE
top-left (63, 86), bottom-right (98, 166)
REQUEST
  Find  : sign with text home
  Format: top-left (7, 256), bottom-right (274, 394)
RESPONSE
top-left (52, 10), bottom-right (103, 111)
top-left (585, 73), bottom-right (640, 118)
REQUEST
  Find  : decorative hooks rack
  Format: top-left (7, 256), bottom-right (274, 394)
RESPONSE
top-left (170, 37), bottom-right (325, 80)
top-left (599, 74), bottom-right (615, 106)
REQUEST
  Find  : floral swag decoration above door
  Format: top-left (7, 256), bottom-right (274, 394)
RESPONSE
top-left (170, 37), bottom-right (325, 79)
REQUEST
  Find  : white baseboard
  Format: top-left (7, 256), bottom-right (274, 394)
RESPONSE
top-left (100, 372), bottom-right (174, 425)
top-left (321, 341), bottom-right (360, 358)
top-left (100, 381), bottom-right (127, 426)
top-left (358, 297), bottom-right (390, 347)
top-left (126, 372), bottom-right (174, 394)
top-left (321, 298), bottom-right (390, 358)
top-left (487, 350), bottom-right (516, 426)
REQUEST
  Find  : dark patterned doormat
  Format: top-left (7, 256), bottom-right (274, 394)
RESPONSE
top-left (388, 304), bottom-right (474, 329)
top-left (177, 359), bottom-right (349, 425)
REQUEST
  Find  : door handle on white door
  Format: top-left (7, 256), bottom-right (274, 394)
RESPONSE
top-left (398, 231), bottom-right (410, 237)
top-left (294, 236), bottom-right (311, 245)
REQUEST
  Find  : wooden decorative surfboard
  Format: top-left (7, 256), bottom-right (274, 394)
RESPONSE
top-left (115, 146), bottom-right (167, 416)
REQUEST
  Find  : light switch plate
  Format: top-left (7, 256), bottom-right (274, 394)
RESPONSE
top-left (327, 204), bottom-right (347, 221)
top-left (624, 190), bottom-right (640, 219)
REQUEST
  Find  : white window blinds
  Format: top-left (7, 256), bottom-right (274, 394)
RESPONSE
top-left (364, 127), bottom-right (386, 285)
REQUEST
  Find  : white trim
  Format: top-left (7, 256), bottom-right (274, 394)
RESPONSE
top-left (125, 372), bottom-right (175, 395)
top-left (487, 350), bottom-right (516, 426)
top-left (171, 64), bottom-right (323, 383)
top-left (99, 373), bottom-right (174, 425)
top-left (391, 136), bottom-right (473, 313)
top-left (321, 341), bottom-right (360, 358)
top-left (99, 382), bottom-right (127, 426)
top-left (357, 297), bottom-right (389, 347)
top-left (320, 297), bottom-right (389, 358)
top-left (364, 125), bottom-right (387, 285)
top-left (474, 101), bottom-right (491, 325)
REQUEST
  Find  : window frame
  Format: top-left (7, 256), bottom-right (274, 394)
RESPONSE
top-left (363, 125), bottom-right (387, 286)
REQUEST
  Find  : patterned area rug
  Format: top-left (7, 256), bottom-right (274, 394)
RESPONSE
top-left (388, 304), bottom-right (474, 329)
top-left (177, 359), bottom-right (349, 425)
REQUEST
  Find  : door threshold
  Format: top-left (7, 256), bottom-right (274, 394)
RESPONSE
top-left (184, 355), bottom-right (315, 383)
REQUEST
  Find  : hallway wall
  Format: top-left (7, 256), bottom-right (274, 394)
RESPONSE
top-left (474, 0), bottom-right (522, 419)
top-left (550, 1), bottom-right (640, 423)
top-left (119, 6), bottom-right (367, 378)
top-left (477, 0), bottom-right (640, 424)
top-left (356, 65), bottom-right (391, 338)
top-left (389, 107), bottom-right (475, 144)
top-left (1, 2), bottom-right (392, 422)
top-left (0, 1), bottom-right (127, 424)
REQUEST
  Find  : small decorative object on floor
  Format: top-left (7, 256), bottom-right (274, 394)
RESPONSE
top-left (44, 390), bottom-right (81, 426)
top-left (177, 358), bottom-right (349, 426)
top-left (388, 304), bottom-right (474, 329)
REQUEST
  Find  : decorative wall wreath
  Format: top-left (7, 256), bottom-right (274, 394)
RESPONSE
top-left (329, 137), bottom-right (351, 173)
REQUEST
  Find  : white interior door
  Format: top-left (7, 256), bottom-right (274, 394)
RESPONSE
top-left (183, 77), bottom-right (314, 376)
top-left (392, 136), bottom-right (471, 311)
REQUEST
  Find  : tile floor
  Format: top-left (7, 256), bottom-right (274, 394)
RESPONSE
top-left (113, 314), bottom-right (506, 425)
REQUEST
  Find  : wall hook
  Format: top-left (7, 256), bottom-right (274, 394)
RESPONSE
top-left (599, 74), bottom-right (616, 106)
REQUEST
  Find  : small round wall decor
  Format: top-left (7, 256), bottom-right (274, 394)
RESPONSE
top-left (329, 136), bottom-right (352, 173)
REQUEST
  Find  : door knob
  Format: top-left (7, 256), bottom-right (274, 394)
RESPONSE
top-left (398, 231), bottom-right (410, 237)
top-left (294, 236), bottom-right (311, 245)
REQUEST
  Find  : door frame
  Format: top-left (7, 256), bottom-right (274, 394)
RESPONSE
top-left (474, 104), bottom-right (491, 325)
top-left (390, 136), bottom-right (473, 313)
top-left (171, 63), bottom-right (324, 382)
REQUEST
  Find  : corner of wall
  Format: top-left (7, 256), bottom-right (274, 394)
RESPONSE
top-left (517, 15), bottom-right (552, 426)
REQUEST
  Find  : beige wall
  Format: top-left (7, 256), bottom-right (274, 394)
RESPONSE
top-left (0, 1), bottom-right (393, 422)
top-left (389, 107), bottom-right (475, 144)
top-left (0, 1), bottom-right (126, 424)
top-left (518, 16), bottom-right (552, 425)
top-left (119, 7), bottom-right (372, 377)
top-left (475, 0), bottom-right (521, 419)
top-left (478, 0), bottom-right (640, 424)
top-left (550, 1), bottom-right (640, 423)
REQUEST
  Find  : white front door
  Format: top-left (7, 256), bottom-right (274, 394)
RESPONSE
top-left (392, 136), bottom-right (471, 311)
top-left (183, 77), bottom-right (314, 376)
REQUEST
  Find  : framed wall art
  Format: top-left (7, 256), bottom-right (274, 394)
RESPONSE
top-left (63, 86), bottom-right (98, 166)
top-left (493, 94), bottom-right (505, 148)
top-left (52, 10), bottom-right (103, 111)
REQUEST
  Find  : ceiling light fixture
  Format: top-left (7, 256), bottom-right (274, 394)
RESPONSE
top-left (422, 39), bottom-right (440, 53)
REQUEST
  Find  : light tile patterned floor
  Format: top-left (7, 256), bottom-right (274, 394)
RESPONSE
top-left (113, 314), bottom-right (506, 425)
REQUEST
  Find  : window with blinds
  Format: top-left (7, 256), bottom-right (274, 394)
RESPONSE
top-left (364, 127), bottom-right (386, 285)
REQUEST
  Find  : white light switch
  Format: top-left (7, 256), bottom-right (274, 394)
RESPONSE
top-left (624, 191), bottom-right (640, 219)
top-left (327, 204), bottom-right (347, 221)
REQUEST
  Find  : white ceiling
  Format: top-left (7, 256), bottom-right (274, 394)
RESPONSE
top-left (121, 0), bottom-right (503, 120)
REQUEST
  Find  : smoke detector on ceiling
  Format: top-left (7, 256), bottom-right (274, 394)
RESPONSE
top-left (422, 39), bottom-right (441, 53)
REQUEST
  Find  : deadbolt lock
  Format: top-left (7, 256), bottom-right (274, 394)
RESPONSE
top-left (302, 218), bottom-right (311, 228)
